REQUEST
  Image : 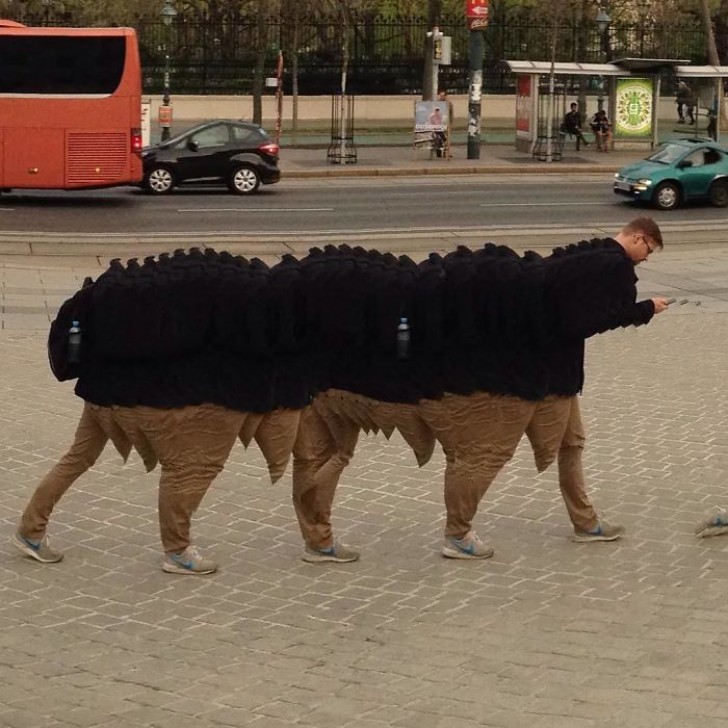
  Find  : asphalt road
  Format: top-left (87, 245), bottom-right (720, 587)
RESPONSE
top-left (1, 175), bottom-right (727, 261)
top-left (1, 174), bottom-right (727, 234)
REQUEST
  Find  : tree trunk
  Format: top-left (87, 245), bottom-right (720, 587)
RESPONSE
top-left (698, 0), bottom-right (725, 126)
top-left (252, 4), bottom-right (267, 125)
top-left (291, 2), bottom-right (301, 145)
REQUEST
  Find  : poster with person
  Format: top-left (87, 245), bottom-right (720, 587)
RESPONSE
top-left (414, 100), bottom-right (450, 155)
top-left (415, 101), bottom-right (449, 132)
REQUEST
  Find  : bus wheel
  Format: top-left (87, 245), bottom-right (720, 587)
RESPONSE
top-left (228, 165), bottom-right (260, 195)
top-left (145, 165), bottom-right (175, 194)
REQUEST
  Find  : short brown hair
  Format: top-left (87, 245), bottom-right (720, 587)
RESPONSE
top-left (623, 216), bottom-right (663, 249)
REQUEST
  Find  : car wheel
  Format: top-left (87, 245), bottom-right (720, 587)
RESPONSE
top-left (709, 179), bottom-right (728, 208)
top-left (653, 181), bottom-right (680, 211)
top-left (144, 165), bottom-right (175, 194)
top-left (228, 165), bottom-right (261, 195)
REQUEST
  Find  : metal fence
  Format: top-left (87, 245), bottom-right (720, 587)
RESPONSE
top-left (24, 12), bottom-right (711, 95)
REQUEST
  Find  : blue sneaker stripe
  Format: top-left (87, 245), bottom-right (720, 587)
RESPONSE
top-left (21, 536), bottom-right (41, 551)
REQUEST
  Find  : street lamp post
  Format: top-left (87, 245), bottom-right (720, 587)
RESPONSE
top-left (159, 0), bottom-right (177, 142)
top-left (596, 7), bottom-right (611, 112)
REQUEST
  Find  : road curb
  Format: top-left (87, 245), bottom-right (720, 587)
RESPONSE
top-left (282, 164), bottom-right (620, 178)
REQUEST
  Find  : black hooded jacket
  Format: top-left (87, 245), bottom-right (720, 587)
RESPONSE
top-left (56, 239), bottom-right (655, 412)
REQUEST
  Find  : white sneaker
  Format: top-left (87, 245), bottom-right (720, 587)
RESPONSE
top-left (13, 531), bottom-right (64, 563)
top-left (302, 541), bottom-right (360, 563)
top-left (695, 507), bottom-right (728, 538)
top-left (162, 545), bottom-right (217, 575)
top-left (571, 521), bottom-right (625, 543)
top-left (442, 530), bottom-right (494, 559)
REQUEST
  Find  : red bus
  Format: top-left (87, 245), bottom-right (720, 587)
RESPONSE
top-left (0, 21), bottom-right (143, 191)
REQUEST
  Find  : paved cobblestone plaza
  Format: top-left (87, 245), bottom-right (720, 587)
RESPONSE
top-left (2, 245), bottom-right (728, 728)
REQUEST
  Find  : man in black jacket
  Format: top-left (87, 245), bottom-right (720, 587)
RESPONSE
top-left (426, 216), bottom-right (669, 558)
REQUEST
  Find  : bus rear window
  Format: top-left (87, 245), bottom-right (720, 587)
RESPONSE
top-left (0, 36), bottom-right (125, 94)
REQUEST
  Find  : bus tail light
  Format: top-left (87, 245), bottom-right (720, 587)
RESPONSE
top-left (131, 128), bottom-right (143, 153)
top-left (259, 142), bottom-right (279, 157)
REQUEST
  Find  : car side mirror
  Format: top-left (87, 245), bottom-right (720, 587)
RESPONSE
top-left (678, 159), bottom-right (693, 169)
top-left (187, 139), bottom-right (199, 152)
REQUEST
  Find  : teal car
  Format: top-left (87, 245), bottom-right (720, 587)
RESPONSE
top-left (613, 138), bottom-right (728, 211)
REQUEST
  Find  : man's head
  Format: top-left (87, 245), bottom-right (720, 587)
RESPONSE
top-left (615, 216), bottom-right (663, 264)
top-left (570, 102), bottom-right (578, 111)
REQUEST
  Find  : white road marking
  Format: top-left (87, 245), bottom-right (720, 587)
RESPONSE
top-left (480, 201), bottom-right (601, 207)
top-left (177, 207), bottom-right (334, 213)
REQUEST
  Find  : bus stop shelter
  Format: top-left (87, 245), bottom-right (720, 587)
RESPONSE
top-left (503, 58), bottom-right (728, 159)
top-left (506, 60), bottom-right (627, 157)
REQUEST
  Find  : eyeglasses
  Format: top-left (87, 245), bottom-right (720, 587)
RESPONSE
top-left (636, 233), bottom-right (656, 255)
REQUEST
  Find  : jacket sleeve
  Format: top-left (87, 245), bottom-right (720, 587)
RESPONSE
top-left (548, 250), bottom-right (655, 342)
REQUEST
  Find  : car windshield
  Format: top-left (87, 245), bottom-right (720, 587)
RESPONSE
top-left (646, 144), bottom-right (690, 165)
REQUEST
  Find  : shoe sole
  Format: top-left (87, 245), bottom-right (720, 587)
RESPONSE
top-left (13, 534), bottom-right (64, 563)
top-left (571, 532), bottom-right (623, 543)
top-left (442, 546), bottom-right (494, 560)
top-left (695, 524), bottom-right (728, 539)
top-left (301, 553), bottom-right (359, 563)
top-left (162, 562), bottom-right (217, 575)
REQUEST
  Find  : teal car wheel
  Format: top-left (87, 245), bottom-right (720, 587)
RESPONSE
top-left (709, 179), bottom-right (728, 208)
top-left (653, 181), bottom-right (680, 211)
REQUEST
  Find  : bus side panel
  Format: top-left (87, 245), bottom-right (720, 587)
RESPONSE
top-left (4, 128), bottom-right (64, 188)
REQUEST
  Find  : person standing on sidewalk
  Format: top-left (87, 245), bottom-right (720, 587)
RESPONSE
top-left (676, 81), bottom-right (695, 124)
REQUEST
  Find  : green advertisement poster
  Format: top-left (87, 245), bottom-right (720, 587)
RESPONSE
top-left (615, 78), bottom-right (654, 139)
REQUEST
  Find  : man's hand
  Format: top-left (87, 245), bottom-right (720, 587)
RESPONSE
top-left (652, 297), bottom-right (670, 314)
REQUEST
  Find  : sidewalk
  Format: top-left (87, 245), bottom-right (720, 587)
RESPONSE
top-left (2, 247), bottom-right (728, 728)
top-left (279, 141), bottom-right (635, 178)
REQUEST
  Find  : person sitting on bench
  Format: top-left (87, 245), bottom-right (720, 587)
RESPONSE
top-left (590, 109), bottom-right (612, 152)
top-left (561, 102), bottom-right (589, 151)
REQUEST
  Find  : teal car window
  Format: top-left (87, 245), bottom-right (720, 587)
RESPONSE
top-left (685, 150), bottom-right (706, 168)
top-left (647, 144), bottom-right (688, 165)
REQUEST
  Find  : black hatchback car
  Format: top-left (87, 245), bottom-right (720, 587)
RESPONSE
top-left (141, 120), bottom-right (281, 195)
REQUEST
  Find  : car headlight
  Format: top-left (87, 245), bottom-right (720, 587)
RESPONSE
top-left (614, 173), bottom-right (620, 180)
top-left (636, 178), bottom-right (653, 186)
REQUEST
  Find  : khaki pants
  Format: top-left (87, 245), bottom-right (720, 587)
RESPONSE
top-left (20, 403), bottom-right (119, 540)
top-left (292, 400), bottom-right (360, 550)
top-left (291, 391), bottom-right (598, 548)
top-left (291, 390), bottom-right (436, 550)
top-left (418, 392), bottom-right (597, 538)
top-left (111, 404), bottom-right (245, 554)
top-left (240, 408), bottom-right (302, 484)
top-left (21, 401), bottom-right (299, 555)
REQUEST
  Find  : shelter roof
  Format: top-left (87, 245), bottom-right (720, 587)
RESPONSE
top-left (611, 57), bottom-right (691, 72)
top-left (504, 60), bottom-right (623, 76)
top-left (505, 58), bottom-right (715, 77)
top-left (675, 65), bottom-right (728, 78)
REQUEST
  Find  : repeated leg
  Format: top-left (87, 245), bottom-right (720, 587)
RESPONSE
top-left (20, 402), bottom-right (110, 540)
top-left (525, 395), bottom-right (597, 531)
top-left (419, 392), bottom-right (533, 540)
top-left (254, 408), bottom-right (302, 483)
top-left (291, 401), bottom-right (359, 551)
top-left (115, 404), bottom-right (244, 555)
top-left (556, 398), bottom-right (600, 531)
